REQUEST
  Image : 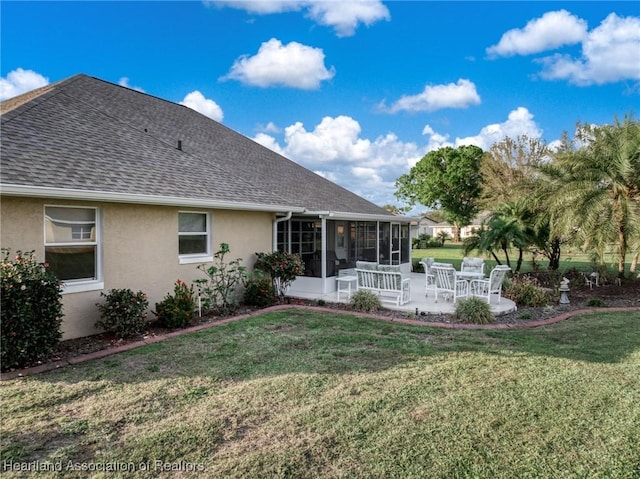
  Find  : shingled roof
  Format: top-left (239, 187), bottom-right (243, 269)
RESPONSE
top-left (1, 74), bottom-right (396, 218)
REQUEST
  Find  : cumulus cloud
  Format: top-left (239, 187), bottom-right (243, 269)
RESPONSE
top-left (536, 13), bottom-right (640, 85)
top-left (179, 90), bottom-right (224, 121)
top-left (221, 38), bottom-right (335, 89)
top-left (453, 107), bottom-right (543, 150)
top-left (421, 125), bottom-right (453, 155)
top-left (0, 68), bottom-right (49, 101)
top-left (253, 114), bottom-right (425, 206)
top-left (381, 79), bottom-right (481, 113)
top-left (283, 115), bottom-right (371, 165)
top-left (253, 132), bottom-right (286, 156)
top-left (487, 10), bottom-right (587, 57)
top-left (487, 10), bottom-right (640, 86)
top-left (208, 0), bottom-right (389, 36)
top-left (306, 1), bottom-right (390, 37)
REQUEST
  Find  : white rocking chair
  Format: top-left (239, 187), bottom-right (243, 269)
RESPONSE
top-left (470, 265), bottom-right (511, 304)
top-left (432, 264), bottom-right (469, 303)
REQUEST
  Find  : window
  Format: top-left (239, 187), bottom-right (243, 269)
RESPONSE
top-left (178, 212), bottom-right (212, 263)
top-left (44, 206), bottom-right (102, 292)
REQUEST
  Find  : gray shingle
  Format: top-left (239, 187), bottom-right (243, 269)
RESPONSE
top-left (1, 74), bottom-right (395, 216)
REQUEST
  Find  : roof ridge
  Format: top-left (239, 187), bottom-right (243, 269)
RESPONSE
top-left (0, 74), bottom-right (87, 119)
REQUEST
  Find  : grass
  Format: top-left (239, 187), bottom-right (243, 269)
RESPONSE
top-left (1, 309), bottom-right (639, 478)
top-left (412, 243), bottom-right (633, 276)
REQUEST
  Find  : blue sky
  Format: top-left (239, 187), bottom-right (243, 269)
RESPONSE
top-left (2, 1), bottom-right (639, 213)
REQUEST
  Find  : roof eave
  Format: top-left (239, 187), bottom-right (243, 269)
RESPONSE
top-left (302, 210), bottom-right (416, 223)
top-left (0, 184), bottom-right (305, 213)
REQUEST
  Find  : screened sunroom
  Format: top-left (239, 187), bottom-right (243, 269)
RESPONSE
top-left (275, 213), bottom-right (413, 295)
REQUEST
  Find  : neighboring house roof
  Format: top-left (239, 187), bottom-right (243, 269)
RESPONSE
top-left (1, 74), bottom-right (397, 219)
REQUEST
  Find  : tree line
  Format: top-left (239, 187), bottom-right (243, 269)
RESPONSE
top-left (394, 114), bottom-right (640, 279)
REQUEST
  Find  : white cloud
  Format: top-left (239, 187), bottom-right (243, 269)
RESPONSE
top-left (283, 115), bottom-right (371, 165)
top-left (421, 125), bottom-right (453, 155)
top-left (221, 38), bottom-right (335, 89)
top-left (454, 107), bottom-right (543, 150)
top-left (307, 1), bottom-right (390, 37)
top-left (118, 77), bottom-right (145, 92)
top-left (253, 132), bottom-right (286, 156)
top-left (0, 68), bottom-right (49, 101)
top-left (180, 90), bottom-right (224, 122)
top-left (208, 0), bottom-right (389, 36)
top-left (382, 79), bottom-right (481, 113)
top-left (254, 114), bottom-right (425, 207)
top-left (536, 13), bottom-right (640, 85)
top-left (487, 10), bottom-right (587, 57)
top-left (208, 1), bottom-right (303, 14)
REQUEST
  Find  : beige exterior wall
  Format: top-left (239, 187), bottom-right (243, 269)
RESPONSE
top-left (1, 196), bottom-right (273, 339)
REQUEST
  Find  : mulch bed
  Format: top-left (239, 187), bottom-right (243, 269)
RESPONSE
top-left (5, 279), bottom-right (640, 375)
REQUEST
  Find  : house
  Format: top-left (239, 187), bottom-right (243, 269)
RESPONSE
top-left (0, 74), bottom-right (412, 339)
top-left (413, 214), bottom-right (486, 241)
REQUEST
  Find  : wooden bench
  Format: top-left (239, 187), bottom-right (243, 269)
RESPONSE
top-left (355, 265), bottom-right (411, 306)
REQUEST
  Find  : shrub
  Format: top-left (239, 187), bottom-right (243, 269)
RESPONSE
top-left (96, 288), bottom-right (149, 339)
top-left (243, 273), bottom-right (277, 307)
top-left (586, 297), bottom-right (606, 307)
top-left (350, 290), bottom-right (381, 313)
top-left (503, 275), bottom-right (551, 307)
top-left (455, 297), bottom-right (494, 324)
top-left (194, 243), bottom-right (247, 316)
top-left (254, 251), bottom-right (304, 301)
top-left (154, 280), bottom-right (196, 329)
top-left (1, 249), bottom-right (63, 370)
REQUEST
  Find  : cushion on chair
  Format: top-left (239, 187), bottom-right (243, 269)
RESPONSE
top-left (377, 264), bottom-right (402, 289)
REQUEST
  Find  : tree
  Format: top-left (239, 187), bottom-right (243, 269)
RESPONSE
top-left (479, 135), bottom-right (550, 210)
top-left (395, 145), bottom-right (483, 242)
top-left (381, 204), bottom-right (410, 215)
top-left (480, 135), bottom-right (566, 270)
top-left (538, 115), bottom-right (640, 278)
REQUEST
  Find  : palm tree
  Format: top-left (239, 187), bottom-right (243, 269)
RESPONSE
top-left (463, 200), bottom-right (533, 272)
top-left (538, 115), bottom-right (640, 278)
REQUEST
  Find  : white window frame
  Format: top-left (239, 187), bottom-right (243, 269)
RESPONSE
top-left (44, 205), bottom-right (103, 294)
top-left (178, 211), bottom-right (213, 264)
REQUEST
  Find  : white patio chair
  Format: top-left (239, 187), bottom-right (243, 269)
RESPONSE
top-left (461, 257), bottom-right (485, 276)
top-left (432, 264), bottom-right (469, 303)
top-left (470, 265), bottom-right (511, 304)
top-left (420, 257), bottom-right (436, 296)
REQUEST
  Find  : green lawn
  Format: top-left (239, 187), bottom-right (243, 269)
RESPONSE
top-left (1, 309), bottom-right (639, 478)
top-left (412, 243), bottom-right (632, 276)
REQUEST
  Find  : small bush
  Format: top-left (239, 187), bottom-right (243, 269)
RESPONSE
top-left (194, 243), bottom-right (247, 316)
top-left (455, 297), bottom-right (494, 324)
top-left (586, 297), bottom-right (606, 307)
top-left (154, 280), bottom-right (196, 329)
top-left (96, 288), bottom-right (149, 339)
top-left (243, 274), bottom-right (277, 307)
top-left (254, 250), bottom-right (304, 301)
top-left (350, 290), bottom-right (381, 313)
top-left (503, 275), bottom-right (551, 307)
top-left (1, 249), bottom-right (63, 370)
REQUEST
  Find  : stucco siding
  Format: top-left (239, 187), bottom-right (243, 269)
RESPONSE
top-left (1, 196), bottom-right (273, 339)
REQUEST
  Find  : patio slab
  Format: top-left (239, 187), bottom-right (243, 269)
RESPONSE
top-left (289, 273), bottom-right (517, 316)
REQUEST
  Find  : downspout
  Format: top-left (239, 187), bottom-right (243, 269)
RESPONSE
top-left (273, 212), bottom-right (293, 252)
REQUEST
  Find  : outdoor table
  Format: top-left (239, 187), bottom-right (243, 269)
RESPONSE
top-left (456, 271), bottom-right (484, 295)
top-left (456, 271), bottom-right (484, 281)
top-left (336, 275), bottom-right (358, 300)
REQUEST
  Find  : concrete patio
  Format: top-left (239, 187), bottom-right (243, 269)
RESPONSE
top-left (289, 273), bottom-right (517, 316)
